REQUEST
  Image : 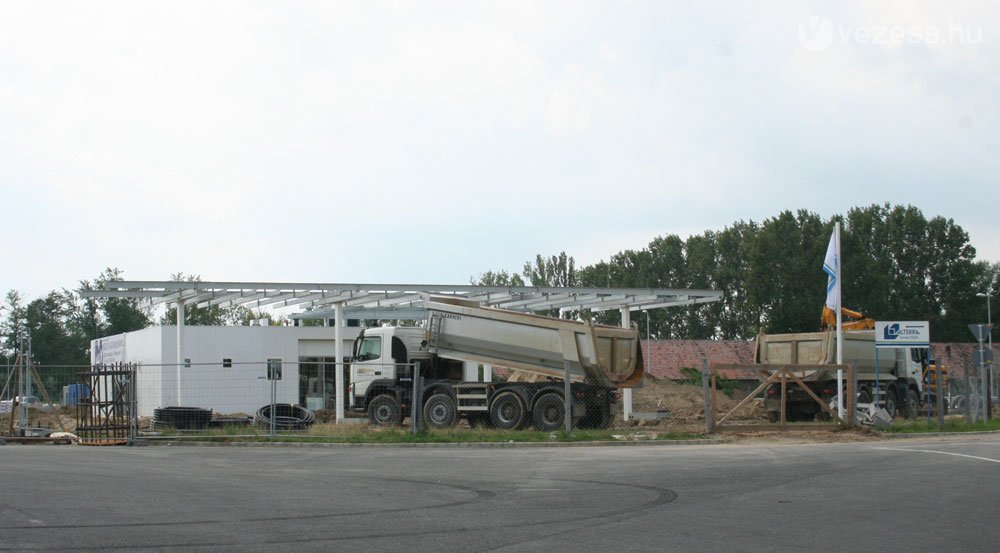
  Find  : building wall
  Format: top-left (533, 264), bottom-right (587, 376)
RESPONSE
top-left (104, 325), bottom-right (360, 417)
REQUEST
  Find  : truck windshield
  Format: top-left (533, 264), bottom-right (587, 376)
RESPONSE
top-left (355, 336), bottom-right (382, 362)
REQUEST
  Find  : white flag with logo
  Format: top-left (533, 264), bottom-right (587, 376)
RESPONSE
top-left (823, 230), bottom-right (839, 310)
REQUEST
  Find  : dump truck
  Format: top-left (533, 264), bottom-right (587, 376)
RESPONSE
top-left (347, 296), bottom-right (644, 430)
top-left (756, 330), bottom-right (945, 422)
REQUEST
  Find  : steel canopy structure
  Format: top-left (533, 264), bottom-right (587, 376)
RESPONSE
top-left (83, 281), bottom-right (721, 422)
top-left (84, 280), bottom-right (722, 316)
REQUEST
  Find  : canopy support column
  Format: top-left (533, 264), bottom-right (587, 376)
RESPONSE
top-left (621, 307), bottom-right (633, 421)
top-left (176, 300), bottom-right (185, 406)
top-left (334, 301), bottom-right (345, 423)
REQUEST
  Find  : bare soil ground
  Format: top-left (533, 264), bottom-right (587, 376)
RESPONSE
top-left (619, 376), bottom-right (890, 443)
top-left (0, 406), bottom-right (77, 434)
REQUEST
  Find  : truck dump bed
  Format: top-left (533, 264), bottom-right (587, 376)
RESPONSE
top-left (424, 296), bottom-right (644, 388)
top-left (754, 330), bottom-right (896, 378)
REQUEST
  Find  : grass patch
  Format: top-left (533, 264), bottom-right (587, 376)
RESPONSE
top-left (145, 423), bottom-right (704, 444)
top-left (882, 417), bottom-right (1000, 434)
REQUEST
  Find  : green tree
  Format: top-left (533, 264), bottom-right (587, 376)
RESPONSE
top-left (471, 270), bottom-right (525, 287)
top-left (1, 291), bottom-right (27, 361)
top-left (842, 204), bottom-right (983, 341)
top-left (23, 291), bottom-right (87, 367)
top-left (159, 273), bottom-right (228, 326)
top-left (523, 251), bottom-right (577, 287)
top-left (521, 251), bottom-right (578, 318)
top-left (747, 210), bottom-right (827, 333)
top-left (711, 221), bottom-right (763, 339)
top-left (90, 268), bottom-right (151, 336)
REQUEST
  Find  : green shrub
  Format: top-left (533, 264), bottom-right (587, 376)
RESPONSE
top-left (677, 367), bottom-right (738, 398)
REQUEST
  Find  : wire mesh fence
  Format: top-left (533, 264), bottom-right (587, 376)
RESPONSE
top-left (3, 360), bottom-right (622, 441)
top-left (0, 362), bottom-right (80, 437)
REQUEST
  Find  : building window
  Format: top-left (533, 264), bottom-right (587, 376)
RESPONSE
top-left (223, 358), bottom-right (232, 368)
top-left (184, 358), bottom-right (191, 368)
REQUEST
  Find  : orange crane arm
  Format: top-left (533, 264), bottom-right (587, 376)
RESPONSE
top-left (821, 306), bottom-right (875, 331)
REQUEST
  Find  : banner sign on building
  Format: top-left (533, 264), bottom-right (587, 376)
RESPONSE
top-left (91, 334), bottom-right (127, 365)
top-left (875, 321), bottom-right (930, 348)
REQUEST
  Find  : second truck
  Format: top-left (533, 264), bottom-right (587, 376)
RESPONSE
top-left (347, 296), bottom-right (644, 430)
top-left (756, 329), bottom-right (946, 422)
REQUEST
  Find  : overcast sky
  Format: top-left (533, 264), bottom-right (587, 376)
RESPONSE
top-left (1, 1), bottom-right (997, 300)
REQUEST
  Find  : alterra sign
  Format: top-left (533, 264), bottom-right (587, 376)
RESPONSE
top-left (875, 321), bottom-right (930, 348)
top-left (91, 334), bottom-right (127, 365)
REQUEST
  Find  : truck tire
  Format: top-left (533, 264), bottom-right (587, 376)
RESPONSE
top-left (857, 388), bottom-right (871, 406)
top-left (883, 385), bottom-right (898, 418)
top-left (368, 394), bottom-right (402, 426)
top-left (489, 392), bottom-right (527, 430)
top-left (766, 411), bottom-right (779, 423)
top-left (531, 393), bottom-right (565, 431)
top-left (423, 393), bottom-right (457, 429)
top-left (905, 388), bottom-right (920, 419)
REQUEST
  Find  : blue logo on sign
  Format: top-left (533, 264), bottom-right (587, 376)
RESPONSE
top-left (883, 323), bottom-right (900, 341)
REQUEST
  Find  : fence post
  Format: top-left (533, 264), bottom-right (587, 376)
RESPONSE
top-left (564, 360), bottom-right (572, 437)
top-left (965, 371), bottom-right (974, 422)
top-left (935, 361), bottom-right (945, 430)
top-left (982, 362), bottom-right (990, 423)
top-left (129, 363), bottom-right (138, 444)
top-left (411, 362), bottom-right (423, 435)
top-left (701, 358), bottom-right (714, 433)
top-left (270, 368), bottom-right (277, 439)
top-left (849, 362), bottom-right (858, 428)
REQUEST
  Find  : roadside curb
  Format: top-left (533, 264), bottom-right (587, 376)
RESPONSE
top-left (150, 438), bottom-right (721, 449)
top-left (880, 429), bottom-right (1000, 439)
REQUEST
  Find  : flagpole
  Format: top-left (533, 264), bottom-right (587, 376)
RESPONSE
top-left (835, 221), bottom-right (844, 419)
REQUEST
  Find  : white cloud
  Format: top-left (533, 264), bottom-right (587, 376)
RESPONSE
top-left (0, 1), bottom-right (997, 300)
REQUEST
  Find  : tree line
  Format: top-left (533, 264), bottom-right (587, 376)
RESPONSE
top-left (2, 204), bottom-right (996, 368)
top-left (1, 270), bottom-right (268, 367)
top-left (476, 204), bottom-right (998, 342)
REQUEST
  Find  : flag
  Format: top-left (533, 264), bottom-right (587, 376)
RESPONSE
top-left (823, 229), bottom-right (839, 310)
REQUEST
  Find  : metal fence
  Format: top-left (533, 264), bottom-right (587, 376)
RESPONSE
top-left (3, 360), bottom-right (620, 441)
top-left (0, 362), bottom-right (80, 437)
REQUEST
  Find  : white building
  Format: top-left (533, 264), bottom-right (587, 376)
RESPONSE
top-left (91, 325), bottom-right (361, 417)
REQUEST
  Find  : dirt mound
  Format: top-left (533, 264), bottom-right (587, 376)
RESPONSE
top-left (0, 406), bottom-right (78, 434)
top-left (633, 377), bottom-right (762, 419)
top-left (620, 376), bottom-right (765, 432)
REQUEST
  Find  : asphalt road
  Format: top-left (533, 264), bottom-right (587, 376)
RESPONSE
top-left (2, 435), bottom-right (999, 552)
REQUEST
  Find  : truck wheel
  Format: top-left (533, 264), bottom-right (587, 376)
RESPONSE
top-left (905, 389), bottom-right (920, 419)
top-left (423, 393), bottom-right (457, 429)
top-left (532, 393), bottom-right (565, 431)
top-left (368, 394), bottom-right (402, 426)
top-left (883, 386), bottom-right (898, 418)
top-left (489, 392), bottom-right (526, 430)
top-left (857, 388), bottom-right (871, 406)
top-left (766, 411), bottom-right (779, 423)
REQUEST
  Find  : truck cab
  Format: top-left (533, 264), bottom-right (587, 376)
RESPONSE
top-left (349, 327), bottom-right (431, 409)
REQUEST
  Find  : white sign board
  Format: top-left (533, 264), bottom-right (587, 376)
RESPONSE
top-left (91, 334), bottom-right (127, 365)
top-left (875, 321), bottom-right (930, 348)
